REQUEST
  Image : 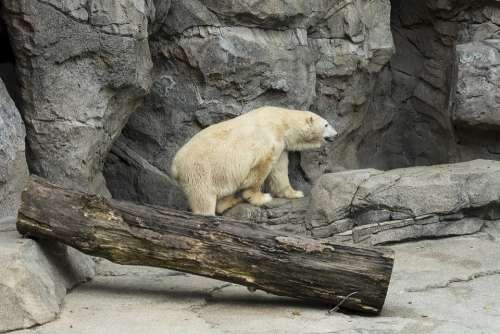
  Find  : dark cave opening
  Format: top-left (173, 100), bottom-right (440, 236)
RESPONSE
top-left (367, 0), bottom-right (459, 168)
top-left (0, 14), bottom-right (20, 106)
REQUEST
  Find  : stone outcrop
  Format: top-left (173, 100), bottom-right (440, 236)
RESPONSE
top-left (0, 228), bottom-right (95, 333)
top-left (0, 78), bottom-right (28, 219)
top-left (455, 40), bottom-right (500, 129)
top-left (1, 2), bottom-right (155, 331)
top-left (2, 0), bottom-right (154, 195)
top-left (453, 4), bottom-right (500, 161)
top-left (226, 160), bottom-right (500, 245)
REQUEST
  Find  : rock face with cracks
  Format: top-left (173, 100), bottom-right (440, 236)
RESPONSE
top-left (226, 159), bottom-right (500, 245)
top-left (0, 78), bottom-right (28, 219)
top-left (104, 0), bottom-right (395, 208)
top-left (0, 229), bottom-right (95, 333)
top-left (1, 1), bottom-right (153, 332)
top-left (104, 0), bottom-right (500, 210)
top-left (1, 0), bottom-right (500, 332)
top-left (2, 0), bottom-right (154, 195)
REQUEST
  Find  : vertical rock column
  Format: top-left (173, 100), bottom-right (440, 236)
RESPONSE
top-left (0, 1), bottom-right (154, 331)
top-left (453, 4), bottom-right (500, 159)
top-left (0, 78), bottom-right (28, 220)
top-left (2, 0), bottom-right (153, 195)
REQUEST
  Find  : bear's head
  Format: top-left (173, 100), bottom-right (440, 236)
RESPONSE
top-left (285, 111), bottom-right (338, 151)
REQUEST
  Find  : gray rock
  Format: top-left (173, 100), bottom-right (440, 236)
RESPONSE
top-left (308, 169), bottom-right (381, 226)
top-left (2, 0), bottom-right (153, 195)
top-left (0, 78), bottom-right (28, 219)
top-left (225, 198), bottom-right (309, 235)
top-left (0, 231), bottom-right (95, 333)
top-left (310, 218), bottom-right (354, 238)
top-left (453, 5), bottom-right (500, 161)
top-left (227, 160), bottom-right (500, 243)
top-left (105, 0), bottom-right (393, 206)
top-left (104, 137), bottom-right (188, 210)
top-left (352, 159), bottom-right (500, 217)
top-left (454, 40), bottom-right (500, 129)
top-left (353, 216), bottom-right (486, 245)
top-left (1, 2), bottom-right (155, 330)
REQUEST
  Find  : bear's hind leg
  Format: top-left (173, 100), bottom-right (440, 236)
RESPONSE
top-left (216, 195), bottom-right (243, 214)
top-left (186, 189), bottom-right (217, 216)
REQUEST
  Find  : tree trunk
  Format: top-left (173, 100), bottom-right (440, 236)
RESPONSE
top-left (17, 176), bottom-right (394, 314)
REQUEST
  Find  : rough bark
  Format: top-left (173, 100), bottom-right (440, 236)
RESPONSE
top-left (17, 177), bottom-right (394, 314)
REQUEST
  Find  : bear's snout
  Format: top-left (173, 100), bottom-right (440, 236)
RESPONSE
top-left (323, 124), bottom-right (338, 142)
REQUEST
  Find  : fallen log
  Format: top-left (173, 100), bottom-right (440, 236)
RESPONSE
top-left (16, 176), bottom-right (394, 314)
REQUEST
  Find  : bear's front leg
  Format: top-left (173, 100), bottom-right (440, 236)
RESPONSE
top-left (266, 151), bottom-right (304, 199)
top-left (242, 188), bottom-right (273, 206)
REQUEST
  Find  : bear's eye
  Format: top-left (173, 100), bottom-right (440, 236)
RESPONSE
top-left (324, 124), bottom-right (328, 127)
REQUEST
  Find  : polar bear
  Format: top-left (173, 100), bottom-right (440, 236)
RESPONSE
top-left (170, 106), bottom-right (338, 216)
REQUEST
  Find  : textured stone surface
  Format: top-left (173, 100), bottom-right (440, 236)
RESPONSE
top-left (304, 0), bottom-right (394, 178)
top-left (104, 0), bottom-right (395, 207)
top-left (453, 4), bottom-right (500, 161)
top-left (455, 40), bottom-right (500, 129)
top-left (11, 232), bottom-right (500, 334)
top-left (0, 229), bottom-right (95, 333)
top-left (105, 0), bottom-right (500, 209)
top-left (1, 0), bottom-right (500, 329)
top-left (351, 160), bottom-right (500, 217)
top-left (2, 0), bottom-right (153, 195)
top-left (0, 78), bottom-right (28, 219)
top-left (2, 0), bottom-right (499, 216)
top-left (227, 160), bottom-right (500, 244)
top-left (225, 198), bottom-right (310, 235)
top-left (1, 2), bottom-right (156, 331)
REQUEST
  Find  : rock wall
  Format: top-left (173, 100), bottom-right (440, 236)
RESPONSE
top-left (0, 1), bottom-right (499, 330)
top-left (0, 229), bottom-right (95, 333)
top-left (104, 0), bottom-right (394, 208)
top-left (225, 159), bottom-right (500, 245)
top-left (1, 0), bottom-right (498, 215)
top-left (454, 3), bottom-right (500, 160)
top-left (104, 0), bottom-right (500, 210)
top-left (2, 0), bottom-right (154, 195)
top-left (1, 2), bottom-right (153, 331)
top-left (0, 78), bottom-right (27, 218)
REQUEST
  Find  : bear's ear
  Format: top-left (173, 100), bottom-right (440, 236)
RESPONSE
top-left (306, 116), bottom-right (314, 126)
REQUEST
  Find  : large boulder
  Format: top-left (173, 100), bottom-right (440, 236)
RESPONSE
top-left (2, 0), bottom-right (154, 195)
top-left (227, 159), bottom-right (500, 244)
top-left (312, 159), bottom-right (500, 242)
top-left (455, 40), bottom-right (500, 129)
top-left (452, 4), bottom-right (500, 160)
top-left (0, 78), bottom-right (28, 219)
top-left (0, 229), bottom-right (95, 333)
top-left (351, 159), bottom-right (500, 218)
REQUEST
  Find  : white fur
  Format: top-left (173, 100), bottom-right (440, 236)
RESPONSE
top-left (324, 124), bottom-right (337, 138)
top-left (171, 106), bottom-right (337, 215)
